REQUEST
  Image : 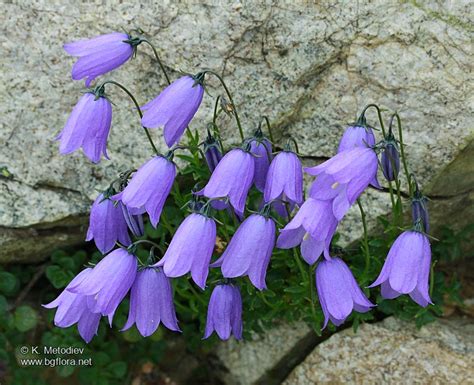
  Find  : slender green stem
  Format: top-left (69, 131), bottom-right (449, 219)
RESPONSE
top-left (360, 104), bottom-right (387, 137)
top-left (287, 137), bottom-right (300, 154)
top-left (260, 116), bottom-right (275, 143)
top-left (202, 70), bottom-right (244, 141)
top-left (258, 291), bottom-right (278, 310)
top-left (141, 39), bottom-right (171, 85)
top-left (188, 281), bottom-right (207, 305)
top-left (213, 95), bottom-right (221, 126)
top-left (357, 199), bottom-right (371, 279)
top-left (292, 248), bottom-right (308, 284)
top-left (131, 239), bottom-right (161, 249)
top-left (308, 265), bottom-right (319, 325)
top-left (393, 112), bottom-right (412, 196)
top-left (101, 80), bottom-right (159, 155)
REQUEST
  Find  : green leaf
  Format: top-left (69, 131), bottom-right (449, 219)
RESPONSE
top-left (46, 266), bottom-right (73, 289)
top-left (107, 361), bottom-right (127, 378)
top-left (56, 364), bottom-right (75, 377)
top-left (14, 305), bottom-right (38, 332)
top-left (0, 271), bottom-right (19, 295)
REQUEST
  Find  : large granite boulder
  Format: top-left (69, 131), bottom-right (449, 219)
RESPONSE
top-left (1, 1), bottom-right (473, 262)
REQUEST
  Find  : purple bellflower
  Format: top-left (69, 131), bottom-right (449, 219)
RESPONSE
top-left (203, 132), bottom-right (223, 172)
top-left (204, 284), bottom-right (243, 340)
top-left (211, 214), bottom-right (275, 290)
top-left (264, 151), bottom-right (303, 208)
top-left (43, 268), bottom-right (102, 343)
top-left (381, 142), bottom-right (400, 182)
top-left (201, 148), bottom-right (255, 218)
top-left (369, 230), bottom-right (432, 307)
top-left (64, 32), bottom-right (136, 87)
top-left (56, 90), bottom-right (112, 163)
top-left (68, 248), bottom-right (137, 322)
top-left (277, 198), bottom-right (338, 264)
top-left (305, 147), bottom-right (378, 220)
top-left (154, 213), bottom-right (216, 289)
top-left (113, 155), bottom-right (176, 227)
top-left (338, 123), bottom-right (381, 189)
top-left (316, 257), bottom-right (375, 328)
top-left (249, 132), bottom-right (272, 192)
top-left (142, 75), bottom-right (205, 147)
top-left (122, 267), bottom-right (180, 336)
top-left (121, 203), bottom-right (145, 237)
top-left (86, 192), bottom-right (131, 254)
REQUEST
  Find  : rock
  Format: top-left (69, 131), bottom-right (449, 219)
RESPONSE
top-left (283, 317), bottom-right (474, 385)
top-left (1, 1), bottom-right (473, 262)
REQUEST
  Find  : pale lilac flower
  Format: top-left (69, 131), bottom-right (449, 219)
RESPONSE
top-left (43, 268), bottom-right (102, 343)
top-left (86, 193), bottom-right (131, 254)
top-left (212, 214), bottom-right (275, 290)
top-left (68, 248), bottom-right (137, 321)
top-left (56, 91), bottom-right (112, 163)
top-left (381, 142), bottom-right (400, 182)
top-left (122, 267), bottom-right (180, 336)
top-left (276, 198), bottom-right (338, 264)
top-left (264, 151), bottom-right (303, 206)
top-left (155, 213), bottom-right (216, 289)
top-left (316, 257), bottom-right (374, 328)
top-left (64, 32), bottom-right (135, 86)
top-left (142, 75), bottom-right (204, 147)
top-left (204, 284), bottom-right (242, 340)
top-left (369, 231), bottom-right (432, 307)
top-left (305, 147), bottom-right (378, 220)
top-left (249, 137), bottom-right (272, 192)
top-left (201, 148), bottom-right (255, 218)
top-left (113, 156), bottom-right (176, 227)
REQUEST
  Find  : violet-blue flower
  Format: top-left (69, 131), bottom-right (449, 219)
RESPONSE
top-left (305, 147), bottom-right (378, 220)
top-left (369, 230), bottom-right (432, 307)
top-left (64, 32), bottom-right (136, 87)
top-left (68, 248), bottom-right (137, 322)
top-left (204, 284), bottom-right (243, 340)
top-left (276, 198), bottom-right (338, 264)
top-left (264, 151), bottom-right (303, 207)
top-left (56, 91), bottom-right (112, 163)
top-left (154, 213), bottom-right (216, 289)
top-left (122, 267), bottom-right (180, 336)
top-left (43, 268), bottom-right (102, 343)
top-left (142, 75), bottom-right (204, 147)
top-left (201, 148), bottom-right (255, 218)
top-left (113, 155), bottom-right (176, 227)
top-left (86, 193), bottom-right (131, 254)
top-left (316, 257), bottom-right (374, 328)
top-left (249, 136), bottom-right (272, 192)
top-left (211, 214), bottom-right (275, 290)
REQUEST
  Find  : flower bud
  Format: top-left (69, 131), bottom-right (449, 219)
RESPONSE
top-left (381, 141), bottom-right (400, 181)
top-left (203, 133), bottom-right (223, 172)
top-left (412, 193), bottom-right (429, 233)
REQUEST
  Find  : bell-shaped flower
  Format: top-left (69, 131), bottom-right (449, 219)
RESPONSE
top-left (264, 151), bottom-right (303, 207)
top-left (204, 284), bottom-right (243, 340)
top-left (43, 268), bottom-right (102, 343)
top-left (277, 198), bottom-right (338, 264)
top-left (369, 231), bottom-right (432, 307)
top-left (68, 248), bottom-right (137, 321)
top-left (201, 148), bottom-right (255, 218)
top-left (113, 156), bottom-right (176, 227)
top-left (154, 213), bottom-right (216, 289)
top-left (142, 75), bottom-right (204, 147)
top-left (316, 257), bottom-right (375, 328)
top-left (56, 91), bottom-right (112, 163)
top-left (122, 267), bottom-right (180, 336)
top-left (249, 137), bottom-right (272, 192)
top-left (86, 193), bottom-right (131, 254)
top-left (305, 147), bottom-right (378, 220)
top-left (64, 32), bottom-right (136, 86)
top-left (211, 214), bottom-right (275, 290)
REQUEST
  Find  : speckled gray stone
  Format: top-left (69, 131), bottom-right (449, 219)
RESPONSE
top-left (283, 317), bottom-right (474, 385)
top-left (1, 1), bottom-right (473, 261)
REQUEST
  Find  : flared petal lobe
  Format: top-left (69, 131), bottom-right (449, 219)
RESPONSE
top-left (86, 193), bottom-right (131, 254)
top-left (122, 268), bottom-right (180, 336)
top-left (212, 214), bottom-right (275, 290)
top-left (202, 149), bottom-right (255, 217)
top-left (141, 76), bottom-right (204, 147)
top-left (369, 231), bottom-right (432, 307)
top-left (204, 284), bottom-right (243, 340)
top-left (264, 151), bottom-right (303, 206)
top-left (64, 32), bottom-right (134, 86)
top-left (250, 139), bottom-right (272, 192)
top-left (114, 156), bottom-right (176, 227)
top-left (57, 93), bottom-right (112, 163)
top-left (155, 213), bottom-right (216, 289)
top-left (316, 258), bottom-right (374, 329)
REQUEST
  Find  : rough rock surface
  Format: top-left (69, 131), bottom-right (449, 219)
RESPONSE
top-left (1, 1), bottom-right (473, 261)
top-left (283, 317), bottom-right (474, 385)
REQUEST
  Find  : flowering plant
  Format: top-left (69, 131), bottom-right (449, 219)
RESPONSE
top-left (46, 30), bottom-right (437, 343)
